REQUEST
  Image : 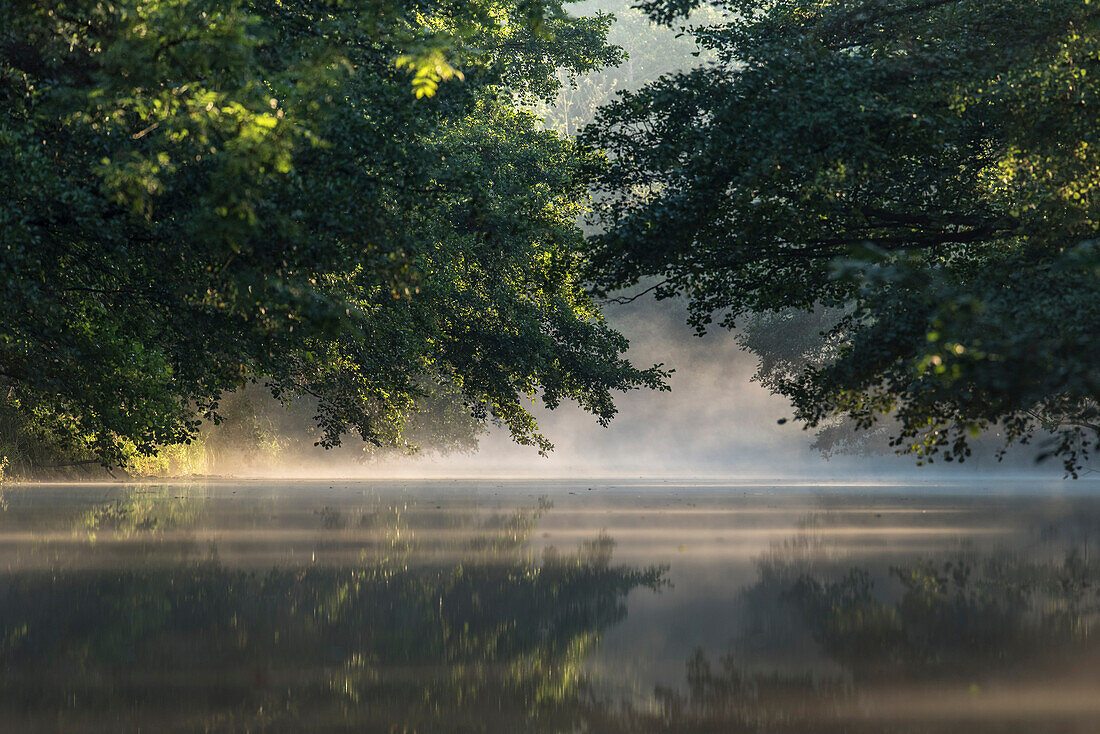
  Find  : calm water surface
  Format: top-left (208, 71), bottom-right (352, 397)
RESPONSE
top-left (1, 479), bottom-right (1099, 732)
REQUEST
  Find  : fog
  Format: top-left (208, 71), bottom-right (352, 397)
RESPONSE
top-left (245, 295), bottom-right (1060, 481)
top-left (365, 297), bottom-right (842, 478)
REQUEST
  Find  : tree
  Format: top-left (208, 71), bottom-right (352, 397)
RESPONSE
top-left (535, 0), bottom-right (723, 137)
top-left (0, 0), bottom-right (665, 470)
top-left (583, 0), bottom-right (1100, 474)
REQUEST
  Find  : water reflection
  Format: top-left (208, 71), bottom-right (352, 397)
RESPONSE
top-left (0, 484), bottom-right (663, 731)
top-left (2, 482), bottom-right (1100, 732)
top-left (592, 503), bottom-right (1100, 733)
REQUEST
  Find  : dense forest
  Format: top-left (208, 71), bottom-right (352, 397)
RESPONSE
top-left (2, 0), bottom-right (1097, 477)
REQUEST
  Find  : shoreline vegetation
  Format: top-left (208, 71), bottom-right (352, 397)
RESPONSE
top-left (3, 0), bottom-right (1097, 479)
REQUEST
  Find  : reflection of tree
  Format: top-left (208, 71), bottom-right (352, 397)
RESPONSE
top-left (787, 550), bottom-right (1099, 682)
top-left (0, 503), bottom-right (663, 732)
top-left (76, 485), bottom-right (206, 539)
top-left (590, 535), bottom-right (1100, 733)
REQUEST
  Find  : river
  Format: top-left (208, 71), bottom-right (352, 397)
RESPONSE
top-left (1, 479), bottom-right (1098, 732)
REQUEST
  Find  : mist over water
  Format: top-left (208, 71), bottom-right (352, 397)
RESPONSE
top-left (226, 297), bottom-right (820, 479)
top-left (5, 480), bottom-right (1100, 731)
top-left (262, 296), bottom-right (1060, 482)
top-left (350, 298), bottom-right (808, 478)
top-left (409, 298), bottom-right (814, 478)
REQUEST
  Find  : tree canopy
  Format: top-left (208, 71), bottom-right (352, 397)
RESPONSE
top-left (583, 0), bottom-right (1100, 473)
top-left (0, 0), bottom-right (665, 469)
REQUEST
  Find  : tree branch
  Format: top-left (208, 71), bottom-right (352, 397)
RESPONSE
top-left (599, 279), bottom-right (670, 305)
